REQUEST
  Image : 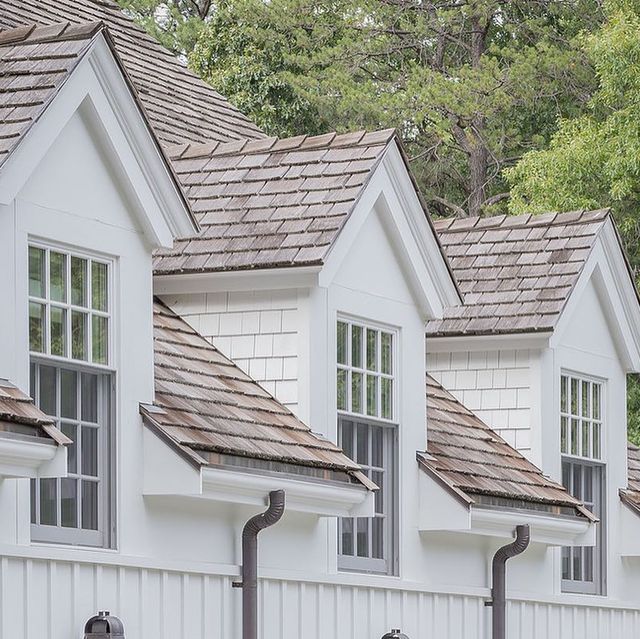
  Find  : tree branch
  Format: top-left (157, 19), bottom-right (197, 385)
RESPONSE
top-left (430, 195), bottom-right (467, 217)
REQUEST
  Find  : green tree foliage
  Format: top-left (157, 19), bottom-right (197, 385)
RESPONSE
top-left (189, 0), bottom-right (600, 218)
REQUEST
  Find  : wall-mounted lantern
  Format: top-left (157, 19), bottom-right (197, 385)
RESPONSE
top-left (84, 611), bottom-right (125, 639)
top-left (381, 630), bottom-right (409, 639)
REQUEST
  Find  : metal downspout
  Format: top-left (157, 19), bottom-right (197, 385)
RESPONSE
top-left (235, 490), bottom-right (286, 639)
top-left (490, 524), bottom-right (530, 639)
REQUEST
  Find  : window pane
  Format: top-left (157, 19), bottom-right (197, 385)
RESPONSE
top-left (372, 517), bottom-right (384, 560)
top-left (582, 421), bottom-right (590, 458)
top-left (356, 517), bottom-right (368, 557)
top-left (341, 419), bottom-right (353, 459)
top-left (82, 426), bottom-right (98, 477)
top-left (561, 376), bottom-right (568, 412)
top-left (570, 419), bottom-right (579, 456)
top-left (356, 423), bottom-right (368, 464)
top-left (40, 478), bottom-right (57, 526)
top-left (81, 481), bottom-right (98, 530)
top-left (29, 247), bottom-right (45, 298)
top-left (71, 257), bottom-right (87, 307)
top-left (352, 325), bottom-right (363, 369)
top-left (60, 369), bottom-right (77, 419)
top-left (381, 332), bottom-right (392, 375)
top-left (366, 375), bottom-right (378, 417)
top-left (593, 384), bottom-right (601, 420)
top-left (381, 378), bottom-right (392, 420)
top-left (61, 423), bottom-right (77, 474)
top-left (581, 381), bottom-right (590, 417)
top-left (49, 252), bottom-right (67, 303)
top-left (351, 372), bottom-right (363, 414)
top-left (584, 547), bottom-right (594, 582)
top-left (337, 369), bottom-right (347, 411)
top-left (592, 423), bottom-right (601, 459)
top-left (584, 465), bottom-right (593, 503)
top-left (570, 378), bottom-right (578, 414)
top-left (562, 547), bottom-right (570, 580)
top-left (366, 329), bottom-right (377, 371)
top-left (341, 518), bottom-right (353, 556)
top-left (561, 416), bottom-right (568, 454)
top-left (50, 306), bottom-right (66, 357)
top-left (572, 546), bottom-right (582, 581)
top-left (30, 479), bottom-right (37, 524)
top-left (39, 365), bottom-right (57, 416)
top-left (337, 322), bottom-right (348, 365)
top-left (91, 262), bottom-right (108, 312)
top-left (371, 426), bottom-right (383, 467)
top-left (92, 315), bottom-right (108, 365)
top-left (71, 311), bottom-right (88, 360)
top-left (372, 470), bottom-right (384, 514)
top-left (61, 478), bottom-right (78, 528)
top-left (29, 302), bottom-right (45, 353)
top-left (81, 373), bottom-right (98, 423)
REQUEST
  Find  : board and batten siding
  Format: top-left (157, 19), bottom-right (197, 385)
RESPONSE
top-left (1, 552), bottom-right (639, 639)
top-left (427, 349), bottom-right (533, 454)
top-left (162, 291), bottom-right (300, 412)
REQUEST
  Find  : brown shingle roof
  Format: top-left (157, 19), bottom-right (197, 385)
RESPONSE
top-left (421, 374), bottom-right (590, 516)
top-left (143, 299), bottom-right (370, 486)
top-left (153, 129), bottom-right (396, 275)
top-left (0, 0), bottom-right (264, 146)
top-left (621, 442), bottom-right (640, 513)
top-left (427, 209), bottom-right (611, 337)
top-left (0, 379), bottom-right (70, 445)
top-left (0, 21), bottom-right (102, 169)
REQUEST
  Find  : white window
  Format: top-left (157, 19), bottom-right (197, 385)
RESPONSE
top-left (337, 319), bottom-right (397, 575)
top-left (28, 245), bottom-right (114, 548)
top-left (560, 373), bottom-right (605, 594)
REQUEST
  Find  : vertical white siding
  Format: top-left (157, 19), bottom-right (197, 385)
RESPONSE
top-left (162, 291), bottom-right (299, 412)
top-left (2, 553), bottom-right (638, 639)
top-left (427, 349), bottom-right (533, 454)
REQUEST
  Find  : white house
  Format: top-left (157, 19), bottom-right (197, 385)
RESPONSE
top-left (1, 2), bottom-right (640, 639)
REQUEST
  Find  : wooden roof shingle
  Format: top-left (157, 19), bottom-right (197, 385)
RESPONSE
top-left (621, 442), bottom-right (640, 513)
top-left (428, 209), bottom-right (611, 337)
top-left (0, 0), bottom-right (264, 146)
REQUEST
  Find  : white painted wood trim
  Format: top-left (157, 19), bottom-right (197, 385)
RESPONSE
top-left (0, 435), bottom-right (66, 479)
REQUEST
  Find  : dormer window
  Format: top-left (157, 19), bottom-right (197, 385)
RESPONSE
top-left (28, 245), bottom-right (115, 548)
top-left (560, 373), bottom-right (605, 594)
top-left (336, 319), bottom-right (398, 575)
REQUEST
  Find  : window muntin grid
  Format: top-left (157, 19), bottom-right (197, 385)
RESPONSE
top-left (29, 361), bottom-right (112, 547)
top-left (560, 374), bottom-right (602, 460)
top-left (337, 320), bottom-right (394, 421)
top-left (28, 245), bottom-right (110, 366)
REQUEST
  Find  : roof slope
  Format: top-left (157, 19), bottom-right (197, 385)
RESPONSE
top-left (421, 374), bottom-right (588, 515)
top-left (153, 129), bottom-right (396, 275)
top-left (427, 209), bottom-right (610, 337)
top-left (143, 300), bottom-right (368, 485)
top-left (0, 379), bottom-right (69, 445)
top-left (0, 22), bottom-right (102, 169)
top-left (0, 0), bottom-right (264, 145)
top-left (621, 442), bottom-right (640, 512)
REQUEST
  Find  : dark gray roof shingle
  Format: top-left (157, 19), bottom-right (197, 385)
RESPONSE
top-left (153, 129), bottom-right (396, 274)
top-left (0, 0), bottom-right (264, 145)
top-left (427, 209), bottom-right (611, 337)
top-left (422, 374), bottom-right (592, 517)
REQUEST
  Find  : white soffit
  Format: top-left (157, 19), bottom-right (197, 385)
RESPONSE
top-left (0, 33), bottom-right (196, 247)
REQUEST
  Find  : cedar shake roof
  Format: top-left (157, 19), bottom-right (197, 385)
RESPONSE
top-left (427, 209), bottom-right (611, 337)
top-left (0, 21), bottom-right (103, 169)
top-left (0, 379), bottom-right (70, 445)
top-left (153, 129), bottom-right (397, 275)
top-left (421, 374), bottom-right (591, 517)
top-left (621, 442), bottom-right (640, 513)
top-left (0, 0), bottom-right (264, 146)
top-left (142, 300), bottom-right (371, 486)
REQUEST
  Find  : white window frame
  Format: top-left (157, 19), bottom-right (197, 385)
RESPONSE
top-left (27, 242), bottom-right (116, 549)
top-left (560, 371), bottom-right (606, 595)
top-left (336, 317), bottom-right (399, 575)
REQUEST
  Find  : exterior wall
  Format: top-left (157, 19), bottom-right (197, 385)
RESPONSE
top-left (427, 348), bottom-right (535, 455)
top-left (162, 290), bottom-right (300, 412)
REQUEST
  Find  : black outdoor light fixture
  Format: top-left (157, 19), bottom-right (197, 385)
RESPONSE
top-left (381, 629), bottom-right (410, 639)
top-left (83, 611), bottom-right (125, 639)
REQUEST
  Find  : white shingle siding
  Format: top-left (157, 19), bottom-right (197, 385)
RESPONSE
top-left (163, 290), bottom-right (300, 411)
top-left (427, 348), bottom-right (533, 453)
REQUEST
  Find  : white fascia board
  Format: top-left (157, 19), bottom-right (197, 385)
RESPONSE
top-left (0, 34), bottom-right (195, 247)
top-left (319, 142), bottom-right (460, 320)
top-left (143, 426), bottom-right (373, 517)
top-left (0, 436), bottom-right (66, 479)
top-left (427, 331), bottom-right (551, 353)
top-left (551, 221), bottom-right (640, 372)
top-left (154, 265), bottom-right (321, 295)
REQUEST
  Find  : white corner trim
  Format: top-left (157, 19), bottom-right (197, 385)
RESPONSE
top-left (469, 507), bottom-right (595, 546)
top-left (0, 436), bottom-right (65, 479)
top-left (201, 466), bottom-right (374, 517)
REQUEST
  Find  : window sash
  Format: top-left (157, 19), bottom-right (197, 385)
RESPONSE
top-left (337, 416), bottom-right (398, 575)
top-left (561, 457), bottom-right (605, 595)
top-left (560, 374), bottom-right (603, 460)
top-left (29, 359), bottom-right (114, 548)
